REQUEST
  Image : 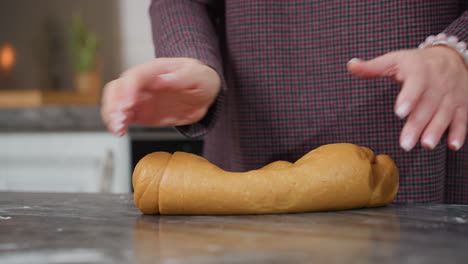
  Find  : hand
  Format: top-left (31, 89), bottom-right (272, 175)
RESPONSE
top-left (347, 46), bottom-right (468, 151)
top-left (101, 58), bottom-right (221, 136)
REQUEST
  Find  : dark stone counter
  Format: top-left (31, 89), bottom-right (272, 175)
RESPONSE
top-left (0, 106), bottom-right (106, 132)
top-left (0, 106), bottom-right (181, 136)
top-left (0, 192), bottom-right (467, 264)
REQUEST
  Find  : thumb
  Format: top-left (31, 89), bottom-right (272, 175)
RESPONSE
top-left (347, 52), bottom-right (402, 79)
top-left (153, 68), bottom-right (205, 91)
top-left (155, 64), bottom-right (221, 93)
top-left (143, 69), bottom-right (195, 93)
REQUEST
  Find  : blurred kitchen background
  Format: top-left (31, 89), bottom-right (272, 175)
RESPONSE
top-left (0, 0), bottom-right (202, 193)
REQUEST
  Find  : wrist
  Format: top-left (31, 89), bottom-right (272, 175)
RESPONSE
top-left (428, 45), bottom-right (468, 70)
top-left (419, 33), bottom-right (468, 68)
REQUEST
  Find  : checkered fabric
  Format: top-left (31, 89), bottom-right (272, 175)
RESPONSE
top-left (149, 0), bottom-right (468, 203)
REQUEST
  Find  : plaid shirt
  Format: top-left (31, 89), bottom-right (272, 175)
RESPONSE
top-left (150, 0), bottom-right (468, 203)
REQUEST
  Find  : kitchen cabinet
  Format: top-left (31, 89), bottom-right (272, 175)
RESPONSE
top-left (0, 132), bottom-right (131, 193)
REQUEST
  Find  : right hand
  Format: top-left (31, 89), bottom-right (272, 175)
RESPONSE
top-left (101, 58), bottom-right (222, 136)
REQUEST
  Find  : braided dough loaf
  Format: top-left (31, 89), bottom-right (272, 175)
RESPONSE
top-left (133, 143), bottom-right (399, 215)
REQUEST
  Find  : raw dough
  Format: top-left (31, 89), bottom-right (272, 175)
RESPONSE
top-left (133, 143), bottom-right (399, 215)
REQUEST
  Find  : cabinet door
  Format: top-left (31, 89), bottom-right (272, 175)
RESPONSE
top-left (0, 132), bottom-right (131, 193)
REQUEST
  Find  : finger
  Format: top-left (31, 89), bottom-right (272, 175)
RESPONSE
top-left (159, 60), bottom-right (216, 84)
top-left (117, 59), bottom-right (219, 128)
top-left (101, 80), bottom-right (120, 129)
top-left (121, 57), bottom-right (204, 87)
top-left (394, 73), bottom-right (427, 119)
top-left (112, 110), bottom-right (135, 137)
top-left (101, 78), bottom-right (137, 135)
top-left (108, 111), bottom-right (127, 136)
top-left (121, 62), bottom-right (199, 100)
top-left (120, 57), bottom-right (182, 79)
top-left (117, 59), bottom-right (185, 103)
top-left (103, 84), bottom-right (133, 120)
top-left (420, 96), bottom-right (455, 149)
top-left (400, 89), bottom-right (443, 151)
top-left (347, 51), bottom-right (402, 79)
top-left (100, 59), bottom-right (193, 135)
top-left (448, 107), bottom-right (467, 151)
top-left (146, 63), bottom-right (220, 103)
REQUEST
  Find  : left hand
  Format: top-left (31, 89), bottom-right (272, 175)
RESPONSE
top-left (347, 46), bottom-right (468, 152)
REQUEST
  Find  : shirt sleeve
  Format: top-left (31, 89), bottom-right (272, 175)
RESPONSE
top-left (149, 0), bottom-right (226, 139)
top-left (443, 9), bottom-right (468, 41)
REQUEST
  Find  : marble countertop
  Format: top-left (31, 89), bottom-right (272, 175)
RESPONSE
top-left (1, 192), bottom-right (467, 264)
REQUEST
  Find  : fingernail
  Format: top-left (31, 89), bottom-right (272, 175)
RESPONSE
top-left (115, 130), bottom-right (126, 137)
top-left (396, 102), bottom-right (411, 119)
top-left (422, 136), bottom-right (436, 149)
top-left (119, 101), bottom-right (134, 110)
top-left (111, 122), bottom-right (124, 134)
top-left (115, 122), bottom-right (124, 131)
top-left (110, 112), bottom-right (127, 124)
top-left (347, 58), bottom-right (362, 64)
top-left (451, 139), bottom-right (461, 151)
top-left (401, 134), bottom-right (415, 152)
top-left (158, 73), bottom-right (178, 82)
top-left (109, 116), bottom-right (125, 132)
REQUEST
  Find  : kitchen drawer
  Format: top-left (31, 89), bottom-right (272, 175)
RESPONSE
top-left (0, 132), bottom-right (131, 193)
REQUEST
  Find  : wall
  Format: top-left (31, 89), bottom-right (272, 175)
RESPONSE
top-left (0, 0), bottom-right (122, 91)
top-left (118, 0), bottom-right (154, 71)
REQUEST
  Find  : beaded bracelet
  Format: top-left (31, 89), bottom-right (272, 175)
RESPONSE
top-left (418, 33), bottom-right (468, 65)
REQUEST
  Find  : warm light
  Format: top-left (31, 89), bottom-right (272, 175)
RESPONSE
top-left (0, 43), bottom-right (16, 71)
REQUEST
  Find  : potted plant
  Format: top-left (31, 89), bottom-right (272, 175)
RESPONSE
top-left (69, 14), bottom-right (100, 96)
